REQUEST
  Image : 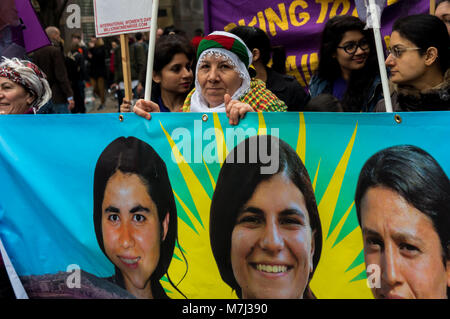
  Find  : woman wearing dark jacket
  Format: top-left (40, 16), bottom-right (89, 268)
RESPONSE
top-left (375, 14), bottom-right (450, 112)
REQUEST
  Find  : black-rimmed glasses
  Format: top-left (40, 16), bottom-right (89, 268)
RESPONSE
top-left (337, 38), bottom-right (370, 55)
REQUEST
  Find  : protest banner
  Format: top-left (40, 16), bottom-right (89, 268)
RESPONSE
top-left (0, 112), bottom-right (449, 299)
top-left (93, 0), bottom-right (158, 102)
top-left (203, 0), bottom-right (428, 88)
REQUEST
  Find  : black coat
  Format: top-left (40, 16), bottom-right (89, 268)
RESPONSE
top-left (266, 68), bottom-right (310, 111)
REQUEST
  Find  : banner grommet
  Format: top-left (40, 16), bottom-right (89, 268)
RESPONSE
top-left (394, 114), bottom-right (402, 124)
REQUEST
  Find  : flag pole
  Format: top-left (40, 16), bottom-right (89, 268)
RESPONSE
top-left (120, 34), bottom-right (133, 101)
top-left (368, 0), bottom-right (393, 112)
top-left (144, 0), bottom-right (159, 101)
top-left (430, 0), bottom-right (436, 14)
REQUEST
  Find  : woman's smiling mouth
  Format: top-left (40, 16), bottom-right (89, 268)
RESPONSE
top-left (119, 256), bottom-right (141, 268)
top-left (251, 263), bottom-right (291, 274)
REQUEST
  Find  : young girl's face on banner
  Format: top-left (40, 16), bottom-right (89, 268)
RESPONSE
top-left (360, 186), bottom-right (449, 299)
top-left (101, 170), bottom-right (169, 298)
top-left (230, 173), bottom-right (315, 299)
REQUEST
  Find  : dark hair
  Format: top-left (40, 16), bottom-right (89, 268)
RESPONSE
top-left (151, 34), bottom-right (195, 100)
top-left (316, 15), bottom-right (380, 112)
top-left (229, 26), bottom-right (272, 66)
top-left (355, 145), bottom-right (450, 284)
top-left (392, 14), bottom-right (450, 73)
top-left (163, 25), bottom-right (187, 39)
top-left (71, 33), bottom-right (81, 40)
top-left (93, 136), bottom-right (183, 298)
top-left (135, 32), bottom-right (143, 41)
top-left (304, 93), bottom-right (343, 112)
top-left (209, 135), bottom-right (322, 299)
top-left (229, 26), bottom-right (287, 74)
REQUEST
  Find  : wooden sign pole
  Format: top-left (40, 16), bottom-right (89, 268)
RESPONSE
top-left (430, 0), bottom-right (436, 14)
top-left (120, 34), bottom-right (133, 101)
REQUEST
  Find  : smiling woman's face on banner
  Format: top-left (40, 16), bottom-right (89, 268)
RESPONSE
top-left (101, 170), bottom-right (169, 298)
top-left (230, 173), bottom-right (315, 299)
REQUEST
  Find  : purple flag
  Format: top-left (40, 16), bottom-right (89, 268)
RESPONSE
top-left (14, 0), bottom-right (50, 53)
top-left (0, 0), bottom-right (26, 58)
top-left (204, 0), bottom-right (428, 88)
top-left (0, 0), bottom-right (19, 31)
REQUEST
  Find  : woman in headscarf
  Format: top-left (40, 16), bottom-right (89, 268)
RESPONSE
top-left (132, 31), bottom-right (287, 125)
top-left (0, 57), bottom-right (51, 114)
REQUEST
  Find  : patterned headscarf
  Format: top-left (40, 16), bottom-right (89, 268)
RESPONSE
top-left (197, 31), bottom-right (252, 69)
top-left (0, 57), bottom-right (51, 112)
top-left (190, 31), bottom-right (253, 113)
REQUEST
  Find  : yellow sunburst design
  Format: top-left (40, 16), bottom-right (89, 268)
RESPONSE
top-left (160, 120), bottom-right (236, 299)
top-left (257, 112), bottom-right (267, 135)
top-left (159, 114), bottom-right (371, 299)
top-left (213, 113), bottom-right (228, 165)
top-left (312, 158), bottom-right (321, 192)
top-left (310, 122), bottom-right (372, 298)
top-left (296, 112), bottom-right (306, 164)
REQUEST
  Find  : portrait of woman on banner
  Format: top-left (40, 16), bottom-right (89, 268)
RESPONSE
top-left (93, 136), bottom-right (185, 299)
top-left (209, 135), bottom-right (322, 299)
top-left (355, 145), bottom-right (450, 299)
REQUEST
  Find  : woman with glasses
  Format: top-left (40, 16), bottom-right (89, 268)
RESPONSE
top-left (375, 14), bottom-right (450, 112)
top-left (309, 15), bottom-right (382, 112)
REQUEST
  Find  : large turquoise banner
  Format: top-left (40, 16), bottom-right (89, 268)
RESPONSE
top-left (0, 112), bottom-right (449, 299)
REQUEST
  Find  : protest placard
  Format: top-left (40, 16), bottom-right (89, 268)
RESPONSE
top-left (93, 0), bottom-right (158, 103)
top-left (93, 0), bottom-right (151, 37)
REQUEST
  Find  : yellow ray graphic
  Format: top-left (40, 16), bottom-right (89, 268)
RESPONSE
top-left (257, 112), bottom-right (267, 135)
top-left (213, 113), bottom-right (228, 164)
top-left (296, 112), bottom-right (306, 164)
top-left (310, 122), bottom-right (372, 298)
top-left (160, 121), bottom-right (211, 220)
top-left (311, 201), bottom-right (371, 298)
top-left (160, 121), bottom-right (234, 298)
top-left (173, 190), bottom-right (202, 235)
top-left (317, 123), bottom-right (357, 238)
top-left (203, 159), bottom-right (216, 190)
top-left (312, 158), bottom-right (321, 192)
